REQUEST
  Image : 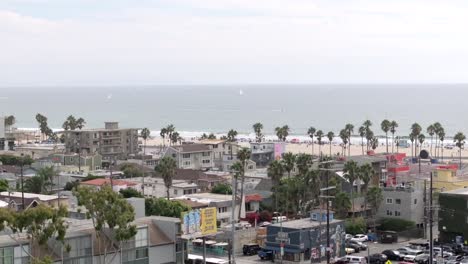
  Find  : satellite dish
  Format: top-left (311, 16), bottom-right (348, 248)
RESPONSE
top-left (419, 150), bottom-right (429, 159)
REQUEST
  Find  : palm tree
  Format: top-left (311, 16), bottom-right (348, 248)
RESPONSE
top-left (433, 122), bottom-right (442, 158)
top-left (4, 115), bottom-right (15, 127)
top-left (315, 130), bottom-right (324, 157)
top-left (359, 164), bottom-right (375, 218)
top-left (343, 160), bottom-right (359, 218)
top-left (339, 129), bottom-right (348, 156)
top-left (439, 129), bottom-right (445, 161)
top-left (411, 123), bottom-right (422, 157)
top-left (275, 127), bottom-right (282, 141)
top-left (76, 117), bottom-right (86, 130)
top-left (363, 120), bottom-right (372, 130)
top-left (267, 160), bottom-right (284, 211)
top-left (166, 124), bottom-right (176, 146)
top-left (334, 192), bottom-right (352, 219)
top-left (381, 119), bottom-right (391, 153)
top-left (282, 152), bottom-right (296, 215)
top-left (358, 126), bottom-right (366, 155)
top-left (365, 129), bottom-right (374, 152)
top-left (237, 147), bottom-right (251, 219)
top-left (418, 134), bottom-right (425, 154)
top-left (229, 161), bottom-right (242, 219)
top-left (170, 131), bottom-right (181, 145)
top-left (275, 125), bottom-right (290, 142)
top-left (253, 123), bottom-right (264, 143)
top-left (140, 128), bottom-right (151, 155)
top-left (345, 124), bottom-right (354, 157)
top-left (390, 120), bottom-right (398, 153)
top-left (366, 186), bottom-right (383, 232)
top-left (409, 132), bottom-right (416, 158)
top-left (155, 157), bottom-right (177, 200)
top-left (282, 125), bottom-right (290, 141)
top-left (454, 132), bottom-right (466, 169)
top-left (427, 124), bottom-right (435, 156)
top-left (327, 131), bottom-right (335, 157)
top-left (160, 128), bottom-right (168, 147)
top-left (308, 127), bottom-right (317, 157)
top-left (227, 129), bottom-right (238, 158)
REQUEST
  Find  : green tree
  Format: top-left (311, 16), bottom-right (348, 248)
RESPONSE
top-left (358, 126), bottom-right (366, 155)
top-left (411, 123), bottom-right (422, 156)
top-left (370, 137), bottom-right (379, 150)
top-left (345, 123), bottom-right (354, 157)
top-left (140, 128), bottom-right (151, 155)
top-left (344, 160), bottom-right (359, 217)
top-left (145, 198), bottom-right (190, 217)
top-left (76, 118), bottom-right (86, 130)
top-left (308, 126), bottom-right (317, 157)
top-left (282, 152), bottom-right (296, 215)
top-left (160, 127), bottom-right (168, 147)
top-left (334, 192), bottom-right (351, 219)
top-left (155, 157), bottom-right (177, 200)
top-left (267, 160), bottom-right (284, 211)
top-left (120, 163), bottom-right (144, 178)
top-left (418, 134), bottom-right (425, 153)
top-left (381, 119), bottom-right (391, 153)
top-left (207, 133), bottom-right (216, 140)
top-left (327, 131), bottom-right (335, 157)
top-left (253, 123), bottom-right (264, 143)
top-left (390, 120), bottom-right (398, 153)
top-left (454, 132), bottom-right (466, 168)
top-left (345, 217), bottom-right (367, 235)
top-left (227, 129), bottom-right (238, 158)
top-left (366, 186), bottom-right (383, 232)
top-left (315, 130), bottom-right (324, 157)
top-left (409, 132), bottom-right (416, 158)
top-left (4, 115), bottom-right (15, 126)
top-left (359, 164), bottom-right (374, 193)
top-left (339, 129), bottom-right (349, 156)
top-left (62, 115), bottom-right (77, 130)
top-left (211, 183), bottom-right (233, 195)
top-left (363, 120), bottom-right (373, 150)
top-left (275, 125), bottom-right (290, 142)
top-left (24, 168), bottom-right (54, 195)
top-left (427, 124), bottom-right (435, 156)
top-left (295, 153), bottom-right (312, 176)
top-left (433, 122), bottom-right (443, 158)
top-left (365, 129), bottom-right (374, 152)
top-left (439, 129), bottom-right (446, 161)
top-left (171, 131), bottom-right (182, 145)
top-left (120, 188), bottom-right (144, 198)
top-left (0, 179), bottom-right (9, 192)
top-left (74, 185), bottom-right (137, 263)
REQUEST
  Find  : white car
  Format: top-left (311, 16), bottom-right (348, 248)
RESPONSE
top-left (403, 251), bottom-right (423, 262)
top-left (350, 234), bottom-right (368, 243)
top-left (345, 234), bottom-right (353, 241)
top-left (345, 248), bottom-right (356, 254)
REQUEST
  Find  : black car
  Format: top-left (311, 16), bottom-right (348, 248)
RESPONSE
top-left (345, 242), bottom-right (360, 253)
top-left (382, 250), bottom-right (403, 260)
top-left (368, 254), bottom-right (388, 264)
top-left (243, 244), bottom-right (261, 256)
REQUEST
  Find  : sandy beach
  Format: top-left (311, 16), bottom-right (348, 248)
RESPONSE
top-left (145, 137), bottom-right (468, 160)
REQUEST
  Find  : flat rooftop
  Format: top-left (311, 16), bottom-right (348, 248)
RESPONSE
top-left (271, 218), bottom-right (342, 229)
top-left (441, 188), bottom-right (468, 196)
top-left (0, 191), bottom-right (64, 201)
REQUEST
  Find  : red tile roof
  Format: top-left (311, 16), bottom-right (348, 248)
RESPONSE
top-left (81, 178), bottom-right (137, 187)
top-left (245, 194), bottom-right (263, 203)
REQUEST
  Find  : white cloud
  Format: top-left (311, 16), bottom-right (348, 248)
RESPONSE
top-left (1, 0), bottom-right (468, 85)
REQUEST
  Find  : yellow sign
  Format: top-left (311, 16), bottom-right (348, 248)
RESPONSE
top-left (200, 207), bottom-right (217, 235)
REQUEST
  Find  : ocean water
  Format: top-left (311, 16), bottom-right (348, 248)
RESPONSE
top-left (0, 84), bottom-right (467, 138)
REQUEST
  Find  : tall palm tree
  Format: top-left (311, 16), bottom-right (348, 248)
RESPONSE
top-left (267, 160), bottom-right (284, 211)
top-left (358, 126), bottom-right (366, 155)
top-left (345, 124), bottom-right (354, 157)
top-left (409, 133), bottom-right (416, 158)
top-left (140, 128), bottom-right (151, 155)
top-left (433, 122), bottom-right (442, 158)
top-left (295, 154), bottom-right (312, 176)
top-left (160, 128), bottom-right (168, 147)
top-left (427, 124), bottom-right (435, 156)
top-left (363, 119), bottom-right (373, 150)
top-left (253, 123), bottom-right (264, 143)
top-left (166, 124), bottom-right (176, 146)
top-left (308, 127), bottom-right (316, 157)
top-left (366, 186), bottom-right (383, 232)
top-left (282, 152), bottom-right (296, 215)
top-left (343, 160), bottom-right (359, 218)
top-left (359, 164), bottom-right (374, 217)
top-left (327, 131), bottom-right (335, 157)
top-left (339, 129), bottom-right (348, 156)
top-left (315, 130), bottom-right (324, 157)
top-left (227, 129), bottom-right (238, 158)
top-left (439, 129), bottom-right (445, 161)
top-left (236, 147), bottom-right (252, 219)
top-left (454, 132), bottom-right (466, 169)
top-left (155, 157), bottom-right (177, 200)
top-left (365, 129), bottom-right (374, 152)
top-left (275, 127), bottom-right (283, 141)
top-left (390, 120), bottom-right (398, 153)
top-left (411, 123), bottom-right (422, 157)
top-left (381, 119), bottom-right (391, 153)
top-left (418, 134), bottom-right (425, 154)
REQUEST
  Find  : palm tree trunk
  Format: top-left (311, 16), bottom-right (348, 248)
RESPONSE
top-left (144, 139), bottom-right (147, 155)
top-left (460, 148), bottom-right (462, 169)
top-left (386, 132), bottom-right (388, 153)
top-left (411, 142), bottom-right (413, 158)
top-left (348, 141), bottom-right (351, 157)
top-left (441, 141), bottom-right (444, 161)
top-left (329, 142), bottom-right (332, 157)
top-left (435, 136), bottom-right (438, 158)
top-left (351, 187), bottom-right (355, 218)
top-left (430, 135), bottom-right (433, 156)
top-left (361, 137), bottom-right (364, 155)
top-left (391, 133), bottom-right (395, 153)
top-left (311, 138), bottom-right (314, 157)
top-left (166, 188), bottom-right (170, 200)
top-left (238, 169), bottom-right (246, 221)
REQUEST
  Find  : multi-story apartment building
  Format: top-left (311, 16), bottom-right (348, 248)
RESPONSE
top-left (163, 144), bottom-right (214, 170)
top-left (64, 122), bottom-right (139, 161)
top-left (249, 142), bottom-right (285, 167)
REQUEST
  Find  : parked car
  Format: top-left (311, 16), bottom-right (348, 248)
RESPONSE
top-left (346, 248), bottom-right (356, 254)
top-left (382, 250), bottom-right (403, 260)
top-left (346, 234), bottom-right (354, 241)
top-left (243, 244), bottom-right (261, 256)
top-left (351, 234), bottom-right (368, 243)
top-left (368, 254), bottom-right (388, 264)
top-left (334, 257), bottom-right (349, 264)
top-left (348, 240), bottom-right (367, 250)
top-left (346, 256), bottom-right (367, 264)
top-left (444, 255), bottom-right (463, 264)
top-left (414, 253), bottom-right (437, 264)
top-left (258, 249), bottom-right (274, 260)
top-left (403, 251), bottom-right (424, 262)
top-left (397, 247), bottom-right (418, 256)
top-left (345, 242), bottom-right (361, 253)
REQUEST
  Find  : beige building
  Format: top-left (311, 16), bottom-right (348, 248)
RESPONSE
top-left (64, 122), bottom-right (139, 161)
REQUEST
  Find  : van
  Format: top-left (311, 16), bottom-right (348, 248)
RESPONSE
top-left (346, 256), bottom-right (367, 264)
top-left (272, 216), bottom-right (287, 223)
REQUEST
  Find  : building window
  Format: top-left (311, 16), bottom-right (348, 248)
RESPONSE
top-left (183, 161), bottom-right (191, 166)
top-left (202, 160), bottom-right (210, 164)
top-left (0, 247), bottom-right (13, 264)
top-left (386, 210), bottom-right (393, 216)
top-left (182, 154), bottom-right (190, 159)
top-left (227, 156), bottom-right (233, 161)
top-left (218, 207), bottom-right (228, 213)
top-left (395, 199), bottom-right (401, 205)
top-left (172, 154), bottom-right (176, 158)
top-left (202, 152), bottom-right (210, 157)
top-left (395, 211), bottom-right (401, 216)
top-left (386, 198), bottom-right (393, 204)
top-left (174, 190), bottom-right (178, 195)
top-left (414, 199), bottom-right (417, 204)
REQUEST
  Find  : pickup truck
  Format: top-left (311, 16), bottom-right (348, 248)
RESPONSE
top-left (258, 249), bottom-right (274, 260)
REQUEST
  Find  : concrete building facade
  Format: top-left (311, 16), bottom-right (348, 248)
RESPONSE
top-left (163, 144), bottom-right (214, 170)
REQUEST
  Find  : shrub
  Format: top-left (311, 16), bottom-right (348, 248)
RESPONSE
top-left (378, 218), bottom-right (415, 232)
top-left (345, 217), bottom-right (367, 235)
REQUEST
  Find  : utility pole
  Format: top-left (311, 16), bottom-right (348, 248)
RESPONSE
top-left (319, 164), bottom-right (337, 264)
top-left (429, 172), bottom-right (434, 264)
top-left (20, 153), bottom-right (25, 210)
top-left (230, 173), bottom-right (237, 264)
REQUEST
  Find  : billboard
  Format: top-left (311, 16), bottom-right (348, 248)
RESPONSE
top-left (181, 207), bottom-right (217, 237)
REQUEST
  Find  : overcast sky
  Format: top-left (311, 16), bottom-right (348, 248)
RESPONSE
top-left (1, 0), bottom-right (468, 86)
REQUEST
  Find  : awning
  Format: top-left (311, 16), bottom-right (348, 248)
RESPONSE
top-left (263, 245), bottom-right (302, 253)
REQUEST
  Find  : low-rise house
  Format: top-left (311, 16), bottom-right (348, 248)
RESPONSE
top-left (177, 193), bottom-right (244, 225)
top-left (125, 177), bottom-right (199, 198)
top-left (347, 154), bottom-right (388, 186)
top-left (80, 178), bottom-right (138, 192)
top-left (264, 212), bottom-right (346, 263)
top-left (14, 144), bottom-right (65, 159)
top-left (163, 144), bottom-right (214, 170)
top-left (154, 169), bottom-right (227, 192)
top-left (0, 192), bottom-right (69, 209)
top-left (377, 182), bottom-right (426, 228)
top-left (200, 139), bottom-right (242, 171)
